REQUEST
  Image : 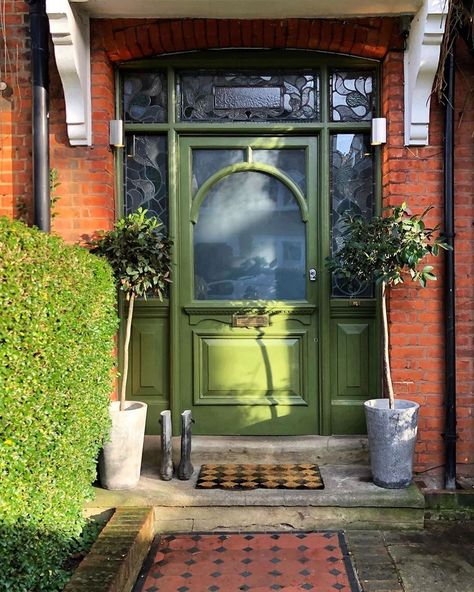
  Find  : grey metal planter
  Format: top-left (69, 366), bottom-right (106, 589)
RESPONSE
top-left (364, 399), bottom-right (420, 489)
top-left (99, 401), bottom-right (147, 490)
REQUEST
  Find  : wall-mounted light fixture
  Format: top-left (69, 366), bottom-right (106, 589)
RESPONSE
top-left (371, 117), bottom-right (387, 145)
top-left (109, 120), bottom-right (124, 147)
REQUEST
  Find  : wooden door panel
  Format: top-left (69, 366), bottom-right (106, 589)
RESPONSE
top-left (129, 313), bottom-right (170, 433)
top-left (193, 331), bottom-right (308, 405)
top-left (330, 314), bottom-right (378, 434)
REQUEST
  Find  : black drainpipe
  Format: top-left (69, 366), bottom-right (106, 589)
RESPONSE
top-left (443, 46), bottom-right (456, 490)
top-left (28, 0), bottom-right (50, 232)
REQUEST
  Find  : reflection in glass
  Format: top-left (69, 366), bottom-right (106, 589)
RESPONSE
top-left (330, 71), bottom-right (374, 122)
top-left (123, 73), bottom-right (167, 123)
top-left (178, 71), bottom-right (319, 122)
top-left (194, 171), bottom-right (306, 301)
top-left (192, 150), bottom-right (244, 196)
top-left (252, 150), bottom-right (306, 194)
top-left (124, 135), bottom-right (168, 230)
top-left (330, 133), bottom-right (374, 297)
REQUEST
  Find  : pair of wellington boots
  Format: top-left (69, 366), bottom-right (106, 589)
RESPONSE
top-left (159, 409), bottom-right (194, 481)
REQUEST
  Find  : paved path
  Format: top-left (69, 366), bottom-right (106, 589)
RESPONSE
top-left (348, 522), bottom-right (474, 592)
top-left (133, 522), bottom-right (474, 592)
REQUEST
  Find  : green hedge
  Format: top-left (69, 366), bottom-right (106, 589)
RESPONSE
top-left (0, 217), bottom-right (118, 591)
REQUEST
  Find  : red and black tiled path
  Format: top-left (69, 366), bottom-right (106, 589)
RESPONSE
top-left (134, 531), bottom-right (360, 591)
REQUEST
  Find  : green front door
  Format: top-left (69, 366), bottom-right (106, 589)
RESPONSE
top-left (178, 136), bottom-right (320, 435)
top-left (121, 55), bottom-right (381, 436)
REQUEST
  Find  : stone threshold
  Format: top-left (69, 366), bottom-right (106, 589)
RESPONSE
top-left (170, 435), bottom-right (370, 465)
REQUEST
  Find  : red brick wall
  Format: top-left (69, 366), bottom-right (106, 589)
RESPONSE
top-left (0, 2), bottom-right (116, 239)
top-left (382, 51), bottom-right (447, 471)
top-left (97, 17), bottom-right (402, 62)
top-left (382, 42), bottom-right (474, 470)
top-left (454, 40), bottom-right (474, 467)
top-left (2, 12), bottom-right (472, 472)
top-left (0, 2), bottom-right (31, 220)
top-left (49, 24), bottom-right (115, 242)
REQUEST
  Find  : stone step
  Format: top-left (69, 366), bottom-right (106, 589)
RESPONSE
top-left (165, 435), bottom-right (369, 465)
top-left (86, 436), bottom-right (423, 534)
top-left (152, 504), bottom-right (424, 533)
top-left (87, 464), bottom-right (425, 532)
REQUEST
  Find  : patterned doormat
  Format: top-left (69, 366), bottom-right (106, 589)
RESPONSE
top-left (134, 531), bottom-right (360, 592)
top-left (196, 463), bottom-right (324, 490)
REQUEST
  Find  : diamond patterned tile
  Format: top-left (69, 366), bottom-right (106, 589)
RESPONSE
top-left (134, 532), bottom-right (360, 592)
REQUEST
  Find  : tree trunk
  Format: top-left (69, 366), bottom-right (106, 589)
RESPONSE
top-left (381, 282), bottom-right (395, 409)
top-left (120, 293), bottom-right (135, 411)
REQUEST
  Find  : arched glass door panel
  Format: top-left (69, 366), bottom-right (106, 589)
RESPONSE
top-left (193, 170), bottom-right (306, 301)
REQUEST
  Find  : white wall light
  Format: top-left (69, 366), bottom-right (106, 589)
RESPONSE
top-left (109, 120), bottom-right (124, 147)
top-left (371, 117), bottom-right (387, 145)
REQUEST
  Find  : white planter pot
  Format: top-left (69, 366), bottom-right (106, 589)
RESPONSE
top-left (364, 399), bottom-right (420, 489)
top-left (98, 401), bottom-right (147, 490)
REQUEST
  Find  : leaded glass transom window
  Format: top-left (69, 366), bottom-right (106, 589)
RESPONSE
top-left (123, 72), bottom-right (167, 123)
top-left (125, 135), bottom-right (168, 229)
top-left (330, 71), bottom-right (374, 122)
top-left (178, 71), bottom-right (319, 122)
top-left (330, 133), bottom-right (374, 297)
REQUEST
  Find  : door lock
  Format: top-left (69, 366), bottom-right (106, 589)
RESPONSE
top-left (309, 268), bottom-right (317, 282)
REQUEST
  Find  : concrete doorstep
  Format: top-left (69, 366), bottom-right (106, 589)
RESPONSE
top-left (86, 436), bottom-right (425, 532)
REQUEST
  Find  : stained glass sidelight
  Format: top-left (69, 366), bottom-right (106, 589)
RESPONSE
top-left (123, 72), bottom-right (167, 123)
top-left (330, 71), bottom-right (374, 122)
top-left (178, 71), bottom-right (319, 122)
top-left (330, 133), bottom-right (374, 297)
top-left (124, 135), bottom-right (168, 230)
top-left (194, 171), bottom-right (306, 301)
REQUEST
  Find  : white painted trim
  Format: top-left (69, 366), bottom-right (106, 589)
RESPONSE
top-left (404, 0), bottom-right (447, 145)
top-left (47, 0), bottom-right (92, 146)
top-left (71, 0), bottom-right (421, 19)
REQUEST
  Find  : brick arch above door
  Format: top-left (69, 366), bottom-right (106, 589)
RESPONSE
top-left (93, 18), bottom-right (404, 63)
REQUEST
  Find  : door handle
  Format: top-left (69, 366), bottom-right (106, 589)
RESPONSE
top-left (309, 268), bottom-right (317, 282)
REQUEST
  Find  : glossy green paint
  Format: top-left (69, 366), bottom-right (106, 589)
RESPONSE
top-left (330, 301), bottom-right (379, 433)
top-left (118, 52), bottom-right (381, 436)
top-left (125, 302), bottom-right (170, 433)
top-left (178, 136), bottom-right (319, 435)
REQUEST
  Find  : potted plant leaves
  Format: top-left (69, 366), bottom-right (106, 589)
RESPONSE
top-left (327, 203), bottom-right (449, 488)
top-left (89, 208), bottom-right (172, 489)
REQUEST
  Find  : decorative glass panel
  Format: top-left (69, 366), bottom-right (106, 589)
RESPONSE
top-left (194, 171), bottom-right (306, 301)
top-left (192, 149), bottom-right (244, 196)
top-left (252, 150), bottom-right (306, 194)
top-left (330, 134), bottom-right (374, 297)
top-left (330, 71), bottom-right (374, 122)
top-left (178, 71), bottom-right (319, 122)
top-left (125, 135), bottom-right (168, 230)
top-left (123, 72), bottom-right (167, 123)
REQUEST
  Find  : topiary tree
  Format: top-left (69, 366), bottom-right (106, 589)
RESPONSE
top-left (0, 217), bottom-right (117, 591)
top-left (88, 208), bottom-right (172, 411)
top-left (327, 203), bottom-right (450, 409)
